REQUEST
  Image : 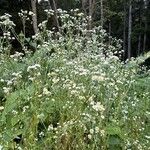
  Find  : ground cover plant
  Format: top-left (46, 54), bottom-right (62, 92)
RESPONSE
top-left (0, 9), bottom-right (150, 150)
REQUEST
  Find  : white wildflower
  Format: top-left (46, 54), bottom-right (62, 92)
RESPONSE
top-left (48, 124), bottom-right (54, 131)
top-left (100, 130), bottom-right (105, 136)
top-left (145, 135), bottom-right (150, 139)
top-left (7, 80), bottom-right (13, 86)
top-left (3, 87), bottom-right (11, 94)
top-left (27, 64), bottom-right (41, 72)
top-left (43, 87), bottom-right (51, 95)
top-left (29, 11), bottom-right (35, 16)
top-left (52, 78), bottom-right (59, 84)
top-left (79, 96), bottom-right (85, 100)
top-left (95, 127), bottom-right (99, 133)
top-left (87, 134), bottom-right (92, 139)
top-left (92, 75), bottom-right (105, 82)
top-left (88, 95), bottom-right (94, 102)
top-left (0, 106), bottom-right (4, 111)
top-left (92, 102), bottom-right (105, 112)
top-left (0, 79), bottom-right (4, 82)
top-left (37, 113), bottom-right (44, 119)
top-left (90, 129), bottom-right (94, 134)
top-left (0, 145), bottom-right (3, 150)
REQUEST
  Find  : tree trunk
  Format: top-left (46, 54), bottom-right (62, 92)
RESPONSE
top-left (52, 0), bottom-right (59, 30)
top-left (48, 0), bottom-right (52, 9)
top-left (127, 0), bottom-right (132, 59)
top-left (82, 0), bottom-right (87, 14)
top-left (137, 1), bottom-right (142, 56)
top-left (31, 0), bottom-right (38, 34)
top-left (108, 20), bottom-right (111, 44)
top-left (138, 34), bottom-right (141, 55)
top-left (100, 0), bottom-right (104, 27)
top-left (89, 0), bottom-right (92, 30)
top-left (143, 22), bottom-right (147, 52)
top-left (123, 0), bottom-right (126, 59)
top-left (143, 0), bottom-right (148, 52)
top-left (88, 0), bottom-right (95, 30)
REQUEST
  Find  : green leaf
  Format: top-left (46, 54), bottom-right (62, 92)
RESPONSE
top-left (25, 37), bottom-right (31, 43)
top-left (108, 135), bottom-right (122, 145)
top-left (1, 85), bottom-right (35, 123)
top-left (3, 129), bottom-right (23, 143)
top-left (106, 124), bottom-right (124, 139)
top-left (107, 135), bottom-right (123, 150)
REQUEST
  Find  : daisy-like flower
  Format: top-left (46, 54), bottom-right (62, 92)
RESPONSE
top-left (92, 75), bottom-right (105, 82)
top-left (92, 102), bottom-right (105, 112)
top-left (43, 87), bottom-right (51, 95)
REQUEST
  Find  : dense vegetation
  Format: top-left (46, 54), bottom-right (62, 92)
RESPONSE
top-left (0, 10), bottom-right (150, 149)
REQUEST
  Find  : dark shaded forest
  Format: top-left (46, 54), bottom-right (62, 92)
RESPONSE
top-left (0, 0), bottom-right (150, 59)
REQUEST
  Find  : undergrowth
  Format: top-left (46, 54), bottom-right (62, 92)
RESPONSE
top-left (0, 9), bottom-right (150, 150)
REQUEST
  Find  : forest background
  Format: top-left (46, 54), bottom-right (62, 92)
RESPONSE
top-left (0, 0), bottom-right (150, 59)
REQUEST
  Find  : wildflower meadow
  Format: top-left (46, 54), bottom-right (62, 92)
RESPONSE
top-left (0, 9), bottom-right (150, 150)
